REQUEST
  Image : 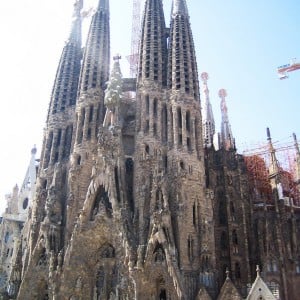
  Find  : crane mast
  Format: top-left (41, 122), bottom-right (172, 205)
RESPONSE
top-left (127, 0), bottom-right (143, 77)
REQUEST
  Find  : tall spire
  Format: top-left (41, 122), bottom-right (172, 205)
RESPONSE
top-left (137, 0), bottom-right (168, 87)
top-left (78, 0), bottom-right (110, 95)
top-left (266, 128), bottom-right (284, 202)
top-left (47, 0), bottom-right (83, 119)
top-left (42, 0), bottom-right (83, 168)
top-left (168, 0), bottom-right (200, 100)
top-left (201, 72), bottom-right (215, 148)
top-left (267, 127), bottom-right (279, 177)
top-left (219, 89), bottom-right (234, 150)
top-left (293, 133), bottom-right (300, 183)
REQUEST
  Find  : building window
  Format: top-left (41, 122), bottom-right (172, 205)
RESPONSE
top-left (23, 198), bottom-right (29, 210)
top-left (4, 232), bottom-right (9, 243)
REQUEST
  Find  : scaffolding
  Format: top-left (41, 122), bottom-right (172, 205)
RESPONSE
top-left (243, 136), bottom-right (300, 207)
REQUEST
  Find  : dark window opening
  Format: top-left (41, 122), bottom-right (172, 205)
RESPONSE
top-left (235, 262), bottom-right (241, 279)
top-left (145, 120), bottom-right (150, 134)
top-left (145, 144), bottom-right (150, 154)
top-left (219, 200), bottom-right (227, 225)
top-left (89, 106), bottom-right (94, 123)
top-left (146, 95), bottom-right (150, 115)
top-left (77, 155), bottom-right (81, 165)
top-left (221, 232), bottom-right (228, 251)
top-left (23, 198), bottom-right (29, 210)
top-left (180, 161), bottom-right (185, 170)
top-left (162, 105), bottom-right (168, 143)
top-left (179, 134), bottom-right (183, 145)
top-left (163, 155), bottom-right (168, 170)
top-left (153, 123), bottom-right (157, 136)
top-left (114, 167), bottom-right (121, 203)
top-left (193, 204), bottom-right (196, 226)
top-left (232, 230), bottom-right (238, 245)
top-left (54, 152), bottom-right (59, 163)
top-left (153, 98), bottom-right (158, 118)
top-left (187, 137), bottom-right (191, 151)
top-left (87, 128), bottom-right (92, 140)
top-left (125, 158), bottom-right (135, 216)
top-left (186, 110), bottom-right (191, 132)
top-left (159, 289), bottom-right (167, 300)
top-left (177, 107), bottom-right (182, 128)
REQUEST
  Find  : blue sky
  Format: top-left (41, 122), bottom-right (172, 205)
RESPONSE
top-left (0, 0), bottom-right (299, 212)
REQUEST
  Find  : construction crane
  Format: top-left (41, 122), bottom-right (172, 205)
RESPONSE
top-left (277, 58), bottom-right (300, 79)
top-left (127, 0), bottom-right (143, 77)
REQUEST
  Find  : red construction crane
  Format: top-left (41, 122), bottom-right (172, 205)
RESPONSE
top-left (277, 58), bottom-right (300, 79)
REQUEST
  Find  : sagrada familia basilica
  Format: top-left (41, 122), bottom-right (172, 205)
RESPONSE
top-left (0, 0), bottom-right (300, 299)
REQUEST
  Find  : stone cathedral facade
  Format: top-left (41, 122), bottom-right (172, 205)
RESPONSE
top-left (1, 0), bottom-right (300, 299)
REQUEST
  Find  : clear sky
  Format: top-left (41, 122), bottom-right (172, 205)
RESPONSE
top-left (0, 0), bottom-right (299, 213)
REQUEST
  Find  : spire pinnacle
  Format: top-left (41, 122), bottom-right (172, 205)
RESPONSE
top-left (226, 268), bottom-right (230, 280)
top-left (256, 265), bottom-right (261, 277)
top-left (168, 0), bottom-right (199, 99)
top-left (97, 0), bottom-right (109, 11)
top-left (73, 0), bottom-right (83, 17)
top-left (266, 128), bottom-right (283, 202)
top-left (172, 0), bottom-right (189, 16)
top-left (266, 127), bottom-right (278, 174)
top-left (294, 133), bottom-right (300, 155)
top-left (293, 133), bottom-right (300, 183)
top-left (201, 72), bottom-right (215, 148)
top-left (219, 89), bottom-right (234, 150)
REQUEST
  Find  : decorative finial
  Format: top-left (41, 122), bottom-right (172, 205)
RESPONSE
top-left (226, 268), bottom-right (230, 280)
top-left (256, 265), bottom-right (261, 277)
top-left (218, 89), bottom-right (227, 99)
top-left (267, 127), bottom-right (271, 140)
top-left (113, 54), bottom-right (122, 62)
top-left (219, 89), bottom-right (228, 115)
top-left (73, 0), bottom-right (83, 16)
top-left (31, 145), bottom-right (37, 155)
top-left (201, 72), bottom-right (209, 83)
